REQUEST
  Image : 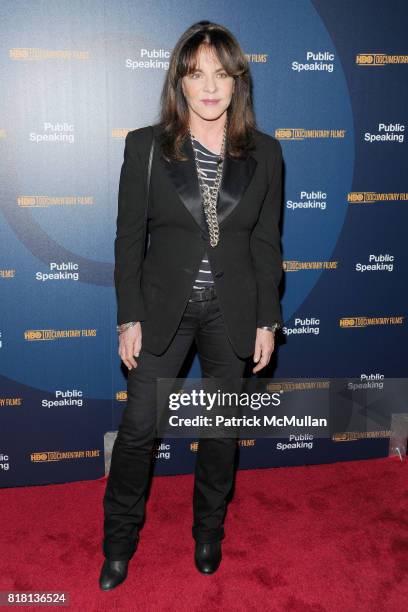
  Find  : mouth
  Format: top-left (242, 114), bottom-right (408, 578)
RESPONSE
top-left (201, 99), bottom-right (220, 105)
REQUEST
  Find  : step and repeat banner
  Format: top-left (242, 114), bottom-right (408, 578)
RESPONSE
top-left (1, 1), bottom-right (407, 487)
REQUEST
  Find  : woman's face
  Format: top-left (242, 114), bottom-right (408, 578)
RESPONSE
top-left (181, 46), bottom-right (235, 123)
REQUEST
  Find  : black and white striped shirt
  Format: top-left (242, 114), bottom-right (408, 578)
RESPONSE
top-left (190, 135), bottom-right (280, 332)
top-left (190, 135), bottom-right (221, 289)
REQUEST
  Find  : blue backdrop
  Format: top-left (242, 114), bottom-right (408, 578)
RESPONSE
top-left (1, 0), bottom-right (407, 486)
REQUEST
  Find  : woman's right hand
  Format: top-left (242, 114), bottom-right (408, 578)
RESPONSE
top-left (118, 322), bottom-right (142, 370)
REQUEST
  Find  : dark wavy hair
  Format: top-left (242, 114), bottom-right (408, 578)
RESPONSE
top-left (158, 20), bottom-right (257, 162)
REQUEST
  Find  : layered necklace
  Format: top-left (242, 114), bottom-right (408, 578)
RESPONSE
top-left (188, 121), bottom-right (227, 247)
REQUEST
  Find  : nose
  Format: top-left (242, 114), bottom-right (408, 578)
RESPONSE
top-left (203, 76), bottom-right (217, 93)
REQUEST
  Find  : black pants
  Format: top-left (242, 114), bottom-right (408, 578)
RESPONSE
top-left (102, 288), bottom-right (248, 560)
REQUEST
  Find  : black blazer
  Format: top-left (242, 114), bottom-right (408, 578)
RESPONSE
top-left (114, 122), bottom-right (283, 359)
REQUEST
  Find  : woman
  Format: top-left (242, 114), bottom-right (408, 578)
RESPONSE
top-left (100, 20), bottom-right (284, 590)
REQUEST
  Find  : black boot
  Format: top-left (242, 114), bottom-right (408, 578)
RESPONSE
top-left (194, 541), bottom-right (222, 574)
top-left (99, 558), bottom-right (129, 590)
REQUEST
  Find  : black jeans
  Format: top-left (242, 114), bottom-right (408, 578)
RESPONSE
top-left (102, 288), bottom-right (248, 561)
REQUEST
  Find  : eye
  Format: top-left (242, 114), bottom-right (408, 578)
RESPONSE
top-left (218, 72), bottom-right (228, 78)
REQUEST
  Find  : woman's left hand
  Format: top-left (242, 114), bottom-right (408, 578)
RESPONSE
top-left (252, 328), bottom-right (275, 373)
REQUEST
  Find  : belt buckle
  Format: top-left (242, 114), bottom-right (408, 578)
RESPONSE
top-left (196, 287), bottom-right (207, 302)
top-left (189, 287), bottom-right (204, 303)
top-left (189, 286), bottom-right (212, 302)
top-left (201, 286), bottom-right (215, 301)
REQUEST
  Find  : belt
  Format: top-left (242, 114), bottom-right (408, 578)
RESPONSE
top-left (188, 285), bottom-right (216, 302)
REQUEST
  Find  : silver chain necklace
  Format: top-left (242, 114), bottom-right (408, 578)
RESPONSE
top-left (189, 122), bottom-right (227, 247)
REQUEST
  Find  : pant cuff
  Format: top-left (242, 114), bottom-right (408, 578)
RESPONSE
top-left (192, 527), bottom-right (225, 543)
top-left (102, 539), bottom-right (138, 561)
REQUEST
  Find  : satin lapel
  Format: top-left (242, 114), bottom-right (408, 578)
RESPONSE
top-left (158, 127), bottom-right (258, 234)
top-left (159, 135), bottom-right (206, 233)
top-left (217, 149), bottom-right (257, 227)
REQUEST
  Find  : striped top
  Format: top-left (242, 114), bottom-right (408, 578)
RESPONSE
top-left (190, 135), bottom-right (221, 288)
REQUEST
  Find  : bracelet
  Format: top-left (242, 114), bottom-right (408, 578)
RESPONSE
top-left (259, 323), bottom-right (280, 333)
top-left (116, 321), bottom-right (137, 334)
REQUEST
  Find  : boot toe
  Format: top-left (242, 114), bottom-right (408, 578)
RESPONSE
top-left (194, 541), bottom-right (222, 574)
top-left (99, 559), bottom-right (129, 590)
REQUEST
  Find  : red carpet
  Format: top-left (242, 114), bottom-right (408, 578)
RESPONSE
top-left (1, 456), bottom-right (407, 611)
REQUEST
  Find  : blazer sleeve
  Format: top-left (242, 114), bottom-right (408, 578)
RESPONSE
top-left (249, 138), bottom-right (284, 328)
top-left (114, 131), bottom-right (147, 325)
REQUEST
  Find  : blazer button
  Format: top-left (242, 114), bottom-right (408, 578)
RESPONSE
top-left (215, 271), bottom-right (224, 278)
